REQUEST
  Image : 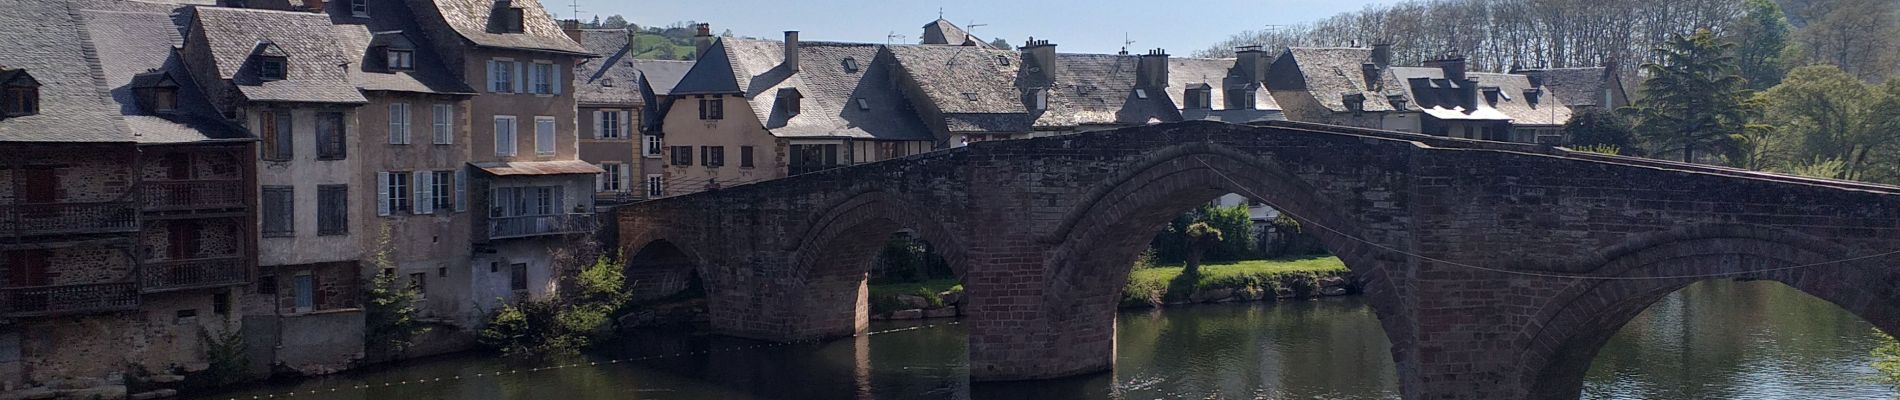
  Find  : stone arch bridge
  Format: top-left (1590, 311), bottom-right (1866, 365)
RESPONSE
top-left (617, 120), bottom-right (1900, 399)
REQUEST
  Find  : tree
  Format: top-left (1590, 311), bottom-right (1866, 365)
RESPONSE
top-left (1791, 0), bottom-right (1900, 82)
top-left (1627, 29), bottom-right (1756, 163)
top-left (1183, 222), bottom-right (1222, 276)
top-left (1562, 108), bottom-right (1637, 150)
top-left (988, 38), bottom-right (1010, 49)
top-left (602, 15), bottom-right (630, 29)
top-left (1732, 0), bottom-right (1793, 89)
top-left (1758, 65), bottom-right (1900, 181)
top-left (363, 225), bottom-right (429, 361)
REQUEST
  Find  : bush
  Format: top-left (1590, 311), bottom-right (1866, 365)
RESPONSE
top-left (479, 252), bottom-right (633, 358)
top-left (364, 226), bottom-right (429, 361)
top-left (1150, 204), bottom-right (1259, 264)
top-left (193, 322), bottom-right (250, 389)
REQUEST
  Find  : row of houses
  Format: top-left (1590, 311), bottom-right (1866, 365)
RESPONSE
top-left (622, 20), bottom-right (1629, 199)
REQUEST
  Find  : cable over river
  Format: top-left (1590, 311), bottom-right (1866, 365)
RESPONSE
top-left (200, 280), bottom-right (1894, 399)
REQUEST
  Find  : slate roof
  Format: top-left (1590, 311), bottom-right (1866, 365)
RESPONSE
top-left (0, 0), bottom-right (133, 142)
top-left (1166, 57), bottom-right (1282, 112)
top-left (1022, 53), bottom-right (1178, 129)
top-left (675, 38), bottom-right (932, 140)
top-left (572, 29), bottom-right (640, 106)
top-left (79, 5), bottom-right (248, 143)
top-left (631, 60), bottom-right (692, 97)
top-left (409, 0), bottom-right (589, 55)
top-left (884, 44), bottom-right (1027, 133)
top-left (1389, 67), bottom-right (1573, 126)
top-left (1277, 47), bottom-right (1408, 113)
top-left (339, 0), bottom-right (476, 95)
top-left (920, 19), bottom-right (993, 49)
top-left (1514, 67), bottom-right (1610, 108)
top-left (192, 7), bottom-right (367, 104)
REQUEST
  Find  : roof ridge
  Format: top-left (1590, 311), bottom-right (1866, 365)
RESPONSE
top-left (65, 0), bottom-right (135, 139)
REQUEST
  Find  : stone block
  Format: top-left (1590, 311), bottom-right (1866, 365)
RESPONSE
top-left (924, 307), bottom-right (957, 319)
top-left (890, 309), bottom-right (924, 320)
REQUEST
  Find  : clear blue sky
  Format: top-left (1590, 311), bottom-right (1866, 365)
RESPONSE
top-left (563, 0), bottom-right (1392, 55)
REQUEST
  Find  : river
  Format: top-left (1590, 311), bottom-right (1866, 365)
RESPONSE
top-left (197, 279), bottom-right (1894, 399)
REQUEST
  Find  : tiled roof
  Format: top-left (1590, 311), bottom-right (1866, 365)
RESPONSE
top-left (1390, 67), bottom-right (1574, 126)
top-left (192, 7), bottom-right (366, 104)
top-left (680, 38), bottom-right (933, 141)
top-left (572, 29), bottom-right (640, 105)
top-left (885, 44), bottom-right (1026, 133)
top-left (1166, 57), bottom-right (1282, 112)
top-left (78, 5), bottom-right (248, 143)
top-left (409, 0), bottom-right (589, 55)
top-left (475, 160), bottom-right (606, 176)
top-left (1278, 47), bottom-right (1407, 113)
top-left (0, 0), bottom-right (132, 142)
top-left (1023, 53), bottom-right (1178, 129)
top-left (1515, 67), bottom-right (1609, 107)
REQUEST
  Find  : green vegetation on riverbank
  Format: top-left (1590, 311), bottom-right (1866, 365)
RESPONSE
top-left (869, 279), bottom-right (961, 316)
top-left (1122, 256), bottom-right (1350, 307)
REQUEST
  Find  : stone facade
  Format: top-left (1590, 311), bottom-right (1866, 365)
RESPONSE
top-left (619, 120), bottom-right (1900, 399)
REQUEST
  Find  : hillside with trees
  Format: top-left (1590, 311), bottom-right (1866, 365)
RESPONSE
top-left (579, 16), bottom-right (727, 60)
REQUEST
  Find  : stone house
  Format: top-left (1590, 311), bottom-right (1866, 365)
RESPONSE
top-left (1266, 45), bottom-right (1421, 132)
top-left (1512, 66), bottom-right (1631, 112)
top-left (662, 33), bottom-right (935, 197)
top-left (178, 5), bottom-right (373, 374)
top-left (0, 0), bottom-right (255, 390)
top-left (1156, 52), bottom-right (1288, 123)
top-left (885, 43), bottom-right (1032, 145)
top-left (563, 26), bottom-right (691, 208)
top-left (401, 0), bottom-right (600, 322)
top-left (1391, 58), bottom-right (1575, 144)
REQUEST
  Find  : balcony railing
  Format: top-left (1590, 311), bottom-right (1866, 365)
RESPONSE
top-left (488, 213), bottom-right (597, 240)
top-left (140, 256), bottom-right (248, 293)
top-left (0, 282), bottom-right (139, 317)
top-left (0, 202), bottom-right (139, 237)
top-left (144, 180), bottom-right (246, 211)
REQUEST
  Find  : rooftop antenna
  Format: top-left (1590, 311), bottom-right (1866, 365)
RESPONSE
top-left (938, 7), bottom-right (944, 20)
top-left (568, 0), bottom-right (582, 22)
top-left (887, 31), bottom-right (907, 45)
top-left (1120, 33), bottom-right (1136, 55)
top-left (966, 20), bottom-right (988, 38)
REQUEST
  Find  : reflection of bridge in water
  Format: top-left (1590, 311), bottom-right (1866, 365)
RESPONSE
top-left (618, 120), bottom-right (1900, 399)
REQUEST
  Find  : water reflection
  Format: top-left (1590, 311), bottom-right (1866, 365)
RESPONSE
top-left (197, 281), bottom-right (1891, 399)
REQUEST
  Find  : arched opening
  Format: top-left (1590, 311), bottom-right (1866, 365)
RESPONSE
top-left (782, 191), bottom-right (969, 340)
top-left (1520, 233), bottom-right (1900, 399)
top-left (619, 239), bottom-right (708, 328)
top-left (866, 231), bottom-right (961, 322)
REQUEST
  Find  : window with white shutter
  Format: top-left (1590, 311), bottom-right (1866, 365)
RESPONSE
top-left (643, 135), bottom-right (662, 157)
top-left (432, 104), bottom-right (453, 144)
top-left (453, 169), bottom-right (468, 212)
top-left (645, 175), bottom-right (662, 198)
top-left (414, 172), bottom-right (433, 214)
top-left (376, 172), bottom-right (391, 216)
top-left (494, 116), bottom-right (517, 156)
top-left (432, 171), bottom-right (454, 211)
top-left (512, 61), bottom-right (524, 94)
top-left (386, 171), bottom-right (411, 214)
top-left (389, 103), bottom-right (411, 144)
top-left (534, 116), bottom-right (555, 155)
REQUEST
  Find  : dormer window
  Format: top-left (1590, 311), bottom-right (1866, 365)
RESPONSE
top-left (841, 57), bottom-right (859, 73)
top-left (1225, 87), bottom-right (1255, 110)
top-left (492, 1), bottom-right (526, 34)
top-left (1135, 89), bottom-right (1148, 99)
top-left (1343, 93), bottom-right (1367, 113)
top-left (996, 55), bottom-right (1011, 66)
top-left (1482, 87), bottom-right (1502, 104)
top-left (258, 57), bottom-right (287, 81)
top-left (961, 92), bottom-right (978, 102)
top-left (1387, 94), bottom-right (1410, 112)
top-left (1524, 88), bottom-right (1543, 106)
top-left (349, 0), bottom-right (367, 17)
top-left (1184, 84), bottom-right (1211, 109)
top-left (1, 70), bottom-right (39, 118)
top-left (776, 88), bottom-right (802, 116)
top-left (387, 49), bottom-right (414, 71)
top-left (1031, 89), bottom-right (1048, 111)
top-left (856, 98), bottom-right (869, 110)
top-left (132, 70), bottom-right (179, 114)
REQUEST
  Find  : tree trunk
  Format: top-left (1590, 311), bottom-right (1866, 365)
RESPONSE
top-left (1184, 246), bottom-right (1204, 276)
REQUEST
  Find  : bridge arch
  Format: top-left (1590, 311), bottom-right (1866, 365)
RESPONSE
top-left (780, 190), bottom-right (971, 338)
top-left (967, 141), bottom-right (1416, 383)
top-left (619, 226), bottom-right (724, 321)
top-left (1515, 225), bottom-right (1900, 399)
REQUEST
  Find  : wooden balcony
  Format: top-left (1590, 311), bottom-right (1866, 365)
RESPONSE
top-left (0, 202), bottom-right (139, 238)
top-left (143, 180), bottom-right (246, 211)
top-left (0, 282), bottom-right (139, 317)
top-left (140, 256), bottom-right (248, 293)
top-left (487, 213), bottom-right (597, 240)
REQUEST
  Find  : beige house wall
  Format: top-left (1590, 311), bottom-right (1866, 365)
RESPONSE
top-left (657, 95), bottom-right (778, 196)
top-left (250, 106), bottom-right (366, 267)
top-left (463, 49), bottom-right (582, 165)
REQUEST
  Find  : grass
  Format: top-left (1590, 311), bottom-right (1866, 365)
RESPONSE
top-left (868, 278), bottom-right (961, 315)
top-left (1123, 256), bottom-right (1349, 307)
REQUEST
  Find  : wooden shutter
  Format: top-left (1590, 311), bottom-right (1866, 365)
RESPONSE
top-left (592, 110), bottom-right (603, 139)
top-left (389, 103), bottom-right (404, 144)
top-left (169, 220), bottom-right (200, 259)
top-left (454, 169), bottom-right (468, 212)
top-left (618, 111), bottom-right (631, 137)
top-left (6, 250), bottom-right (49, 287)
top-left (486, 61), bottom-right (498, 93)
top-left (551, 64), bottom-right (563, 95)
top-left (376, 172), bottom-right (391, 216)
top-left (512, 61), bottom-right (524, 94)
top-left (414, 172), bottom-right (433, 214)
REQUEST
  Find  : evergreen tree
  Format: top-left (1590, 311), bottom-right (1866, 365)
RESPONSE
top-left (1627, 29), bottom-right (1756, 163)
top-left (1732, 0), bottom-right (1793, 89)
top-left (1562, 108), bottom-right (1637, 151)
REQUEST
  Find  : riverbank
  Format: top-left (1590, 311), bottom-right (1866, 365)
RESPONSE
top-left (867, 256), bottom-right (1354, 320)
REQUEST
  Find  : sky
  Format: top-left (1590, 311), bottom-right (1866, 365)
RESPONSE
top-left (563, 0), bottom-right (1393, 55)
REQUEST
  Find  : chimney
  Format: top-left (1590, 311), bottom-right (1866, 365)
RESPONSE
top-left (301, 0), bottom-right (324, 12)
top-left (1234, 45), bottom-right (1268, 82)
top-left (783, 31), bottom-right (800, 71)
top-left (1426, 56), bottom-right (1468, 83)
top-left (1022, 37), bottom-right (1059, 82)
top-left (1361, 63), bottom-right (1382, 91)
top-left (1371, 42), bottom-right (1393, 69)
top-left (561, 19), bottom-right (583, 44)
top-left (1137, 48), bottom-right (1169, 89)
top-left (694, 23), bottom-right (714, 59)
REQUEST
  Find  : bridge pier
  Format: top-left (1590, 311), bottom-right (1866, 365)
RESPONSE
top-left (962, 259), bottom-right (1119, 381)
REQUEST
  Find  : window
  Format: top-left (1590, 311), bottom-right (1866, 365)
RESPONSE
top-left (256, 275), bottom-right (277, 294)
top-left (432, 171), bottom-right (454, 211)
top-left (1184, 87), bottom-right (1211, 109)
top-left (789, 144), bottom-right (840, 175)
top-left (489, 186), bottom-right (563, 218)
top-left (388, 103), bottom-right (412, 144)
top-left (258, 57), bottom-right (287, 81)
top-left (387, 49), bottom-right (413, 70)
top-left (4, 86), bottom-right (39, 117)
top-left (534, 117), bottom-right (556, 155)
top-left (529, 62), bottom-right (558, 95)
top-left (4, 250), bottom-right (50, 288)
top-left (262, 110), bottom-right (292, 161)
top-left (645, 175), bottom-right (663, 198)
top-left (432, 104), bottom-right (454, 144)
top-left (599, 163), bottom-right (624, 192)
top-left (496, 8), bottom-right (525, 34)
top-left (671, 145), bottom-right (693, 166)
top-left (509, 263), bottom-right (528, 291)
top-left (409, 273), bottom-right (426, 294)
top-left (489, 60), bottom-right (515, 93)
top-left (349, 0), bottom-right (367, 16)
top-left (16, 167), bottom-right (53, 204)
top-left (317, 185), bottom-right (347, 236)
top-left (152, 88), bottom-right (177, 113)
top-left (380, 171), bottom-right (410, 215)
top-left (996, 55), bottom-right (1011, 66)
top-left (643, 135), bottom-right (663, 158)
top-left (777, 89), bottom-right (801, 116)
top-left (740, 146), bottom-right (755, 168)
top-left (214, 291), bottom-right (232, 315)
top-left (1032, 89), bottom-right (1048, 110)
top-left (292, 274), bottom-right (315, 312)
top-left (493, 116), bottom-right (517, 156)
top-left (961, 92), bottom-right (978, 101)
top-left (1135, 88), bottom-right (1148, 99)
top-left (701, 146), bottom-right (725, 168)
top-left (698, 97), bottom-right (723, 120)
top-left (856, 98), bottom-right (869, 110)
top-left (262, 186), bottom-right (293, 237)
top-left (1226, 89), bottom-right (1254, 110)
top-left (597, 110), bottom-right (624, 139)
top-left (316, 112), bottom-right (346, 160)
top-left (841, 57), bottom-right (859, 72)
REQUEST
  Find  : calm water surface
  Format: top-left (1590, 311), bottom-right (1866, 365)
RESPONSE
top-left (198, 280), bottom-right (1892, 399)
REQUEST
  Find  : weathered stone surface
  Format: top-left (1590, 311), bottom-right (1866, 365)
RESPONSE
top-left (890, 309), bottom-right (924, 320)
top-left (619, 120), bottom-right (1900, 399)
top-left (924, 307), bottom-right (958, 319)
top-left (144, 374), bottom-right (183, 384)
top-left (1319, 286), bottom-right (1348, 296)
top-left (128, 389), bottom-right (177, 400)
top-left (895, 295), bottom-right (931, 310)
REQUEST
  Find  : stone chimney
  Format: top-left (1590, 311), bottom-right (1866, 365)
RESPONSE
top-left (1371, 43), bottom-right (1393, 69)
top-left (1022, 37), bottom-right (1059, 82)
top-left (561, 19), bottom-right (583, 44)
top-left (1234, 45), bottom-right (1269, 82)
top-left (783, 31), bottom-right (800, 71)
top-left (693, 23), bottom-right (714, 59)
top-left (1425, 56), bottom-right (1468, 83)
top-left (1137, 48), bottom-right (1170, 89)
